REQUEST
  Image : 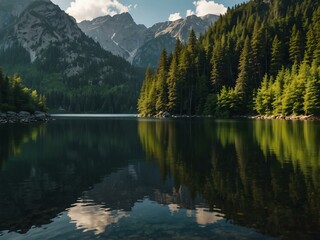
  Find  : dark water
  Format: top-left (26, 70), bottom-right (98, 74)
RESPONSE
top-left (0, 117), bottom-right (320, 240)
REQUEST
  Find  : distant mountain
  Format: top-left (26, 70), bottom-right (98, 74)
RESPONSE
top-left (79, 13), bottom-right (219, 67)
top-left (0, 1), bottom-right (143, 113)
top-left (78, 13), bottom-right (147, 63)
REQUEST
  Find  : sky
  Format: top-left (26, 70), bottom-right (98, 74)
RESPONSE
top-left (51, 0), bottom-right (245, 27)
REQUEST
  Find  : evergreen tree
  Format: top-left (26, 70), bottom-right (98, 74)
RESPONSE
top-left (235, 36), bottom-right (252, 113)
top-left (304, 27), bottom-right (317, 64)
top-left (254, 75), bottom-right (274, 115)
top-left (272, 68), bottom-right (286, 115)
top-left (178, 48), bottom-right (191, 114)
top-left (216, 86), bottom-right (237, 117)
top-left (138, 67), bottom-right (152, 115)
top-left (282, 63), bottom-right (306, 115)
top-left (155, 49), bottom-right (168, 113)
top-left (167, 52), bottom-right (180, 114)
top-left (304, 61), bottom-right (320, 115)
top-left (270, 35), bottom-right (283, 77)
top-left (251, 20), bottom-right (266, 87)
top-left (289, 25), bottom-right (303, 64)
top-left (210, 40), bottom-right (225, 92)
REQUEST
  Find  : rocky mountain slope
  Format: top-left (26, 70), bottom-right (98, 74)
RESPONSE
top-left (78, 13), bottom-right (147, 62)
top-left (0, 0), bottom-right (142, 112)
top-left (79, 13), bottom-right (219, 67)
top-left (0, 0), bottom-right (42, 29)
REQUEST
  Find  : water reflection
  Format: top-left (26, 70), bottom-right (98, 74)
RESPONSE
top-left (0, 119), bottom-right (143, 234)
top-left (137, 119), bottom-right (320, 238)
top-left (0, 118), bottom-right (319, 239)
top-left (254, 120), bottom-right (320, 177)
top-left (68, 199), bottom-right (129, 234)
top-left (0, 123), bottom-right (46, 169)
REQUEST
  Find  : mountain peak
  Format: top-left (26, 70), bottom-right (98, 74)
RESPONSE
top-left (78, 12), bottom-right (147, 62)
top-left (79, 12), bottom-right (219, 67)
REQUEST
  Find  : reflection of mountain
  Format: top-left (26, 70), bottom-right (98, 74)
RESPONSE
top-left (66, 162), bottom-right (224, 236)
top-left (0, 119), bottom-right (144, 233)
top-left (1, 119), bottom-right (320, 239)
top-left (137, 119), bottom-right (320, 239)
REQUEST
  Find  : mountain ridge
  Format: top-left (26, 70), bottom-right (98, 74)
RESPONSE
top-left (78, 13), bottom-right (219, 67)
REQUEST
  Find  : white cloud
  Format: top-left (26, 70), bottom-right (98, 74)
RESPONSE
top-left (193, 0), bottom-right (227, 16)
top-left (66, 0), bottom-right (130, 22)
top-left (186, 9), bottom-right (195, 17)
top-left (168, 12), bottom-right (182, 22)
top-left (134, 4), bottom-right (138, 9)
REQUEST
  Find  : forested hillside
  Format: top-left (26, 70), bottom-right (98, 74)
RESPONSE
top-left (138, 0), bottom-right (320, 117)
top-left (0, 67), bottom-right (46, 112)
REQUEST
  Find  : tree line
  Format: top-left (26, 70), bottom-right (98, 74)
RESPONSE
top-left (138, 0), bottom-right (320, 117)
top-left (0, 67), bottom-right (47, 112)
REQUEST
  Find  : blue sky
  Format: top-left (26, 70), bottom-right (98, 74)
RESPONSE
top-left (52, 0), bottom-right (245, 27)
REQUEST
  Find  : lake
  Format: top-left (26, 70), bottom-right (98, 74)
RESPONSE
top-left (0, 116), bottom-right (319, 239)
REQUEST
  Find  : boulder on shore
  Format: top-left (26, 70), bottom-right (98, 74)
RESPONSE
top-left (34, 111), bottom-right (47, 121)
top-left (0, 111), bottom-right (51, 124)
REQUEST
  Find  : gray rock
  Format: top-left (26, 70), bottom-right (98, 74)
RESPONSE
top-left (6, 111), bottom-right (17, 117)
top-left (162, 111), bottom-right (171, 118)
top-left (18, 111), bottom-right (31, 118)
top-left (34, 111), bottom-right (46, 120)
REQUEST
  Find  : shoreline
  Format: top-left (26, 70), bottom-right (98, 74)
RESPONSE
top-left (0, 111), bottom-right (52, 124)
top-left (139, 112), bottom-right (320, 121)
top-left (243, 114), bottom-right (320, 121)
top-left (2, 111), bottom-right (319, 122)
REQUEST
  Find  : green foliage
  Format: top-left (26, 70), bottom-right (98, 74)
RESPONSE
top-left (303, 61), bottom-right (320, 115)
top-left (254, 75), bottom-right (274, 115)
top-left (137, 0), bottom-right (320, 117)
top-left (289, 25), bottom-right (304, 64)
top-left (0, 66), bottom-right (47, 112)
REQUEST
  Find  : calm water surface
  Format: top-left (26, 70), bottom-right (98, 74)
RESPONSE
top-left (0, 116), bottom-right (319, 239)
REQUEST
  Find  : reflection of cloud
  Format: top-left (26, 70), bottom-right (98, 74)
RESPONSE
top-left (186, 209), bottom-right (194, 218)
top-left (195, 208), bottom-right (224, 225)
top-left (168, 204), bottom-right (179, 214)
top-left (68, 200), bottom-right (129, 234)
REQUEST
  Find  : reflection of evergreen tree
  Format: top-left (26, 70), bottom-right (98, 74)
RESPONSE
top-left (138, 119), bottom-right (320, 238)
top-left (0, 124), bottom-right (46, 169)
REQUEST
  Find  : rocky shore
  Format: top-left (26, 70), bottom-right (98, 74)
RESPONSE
top-left (139, 111), bottom-right (320, 121)
top-left (0, 111), bottom-right (52, 124)
top-left (244, 115), bottom-right (320, 121)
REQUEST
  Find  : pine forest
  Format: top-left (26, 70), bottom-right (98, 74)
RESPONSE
top-left (137, 0), bottom-right (320, 117)
top-left (0, 67), bottom-right (47, 112)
